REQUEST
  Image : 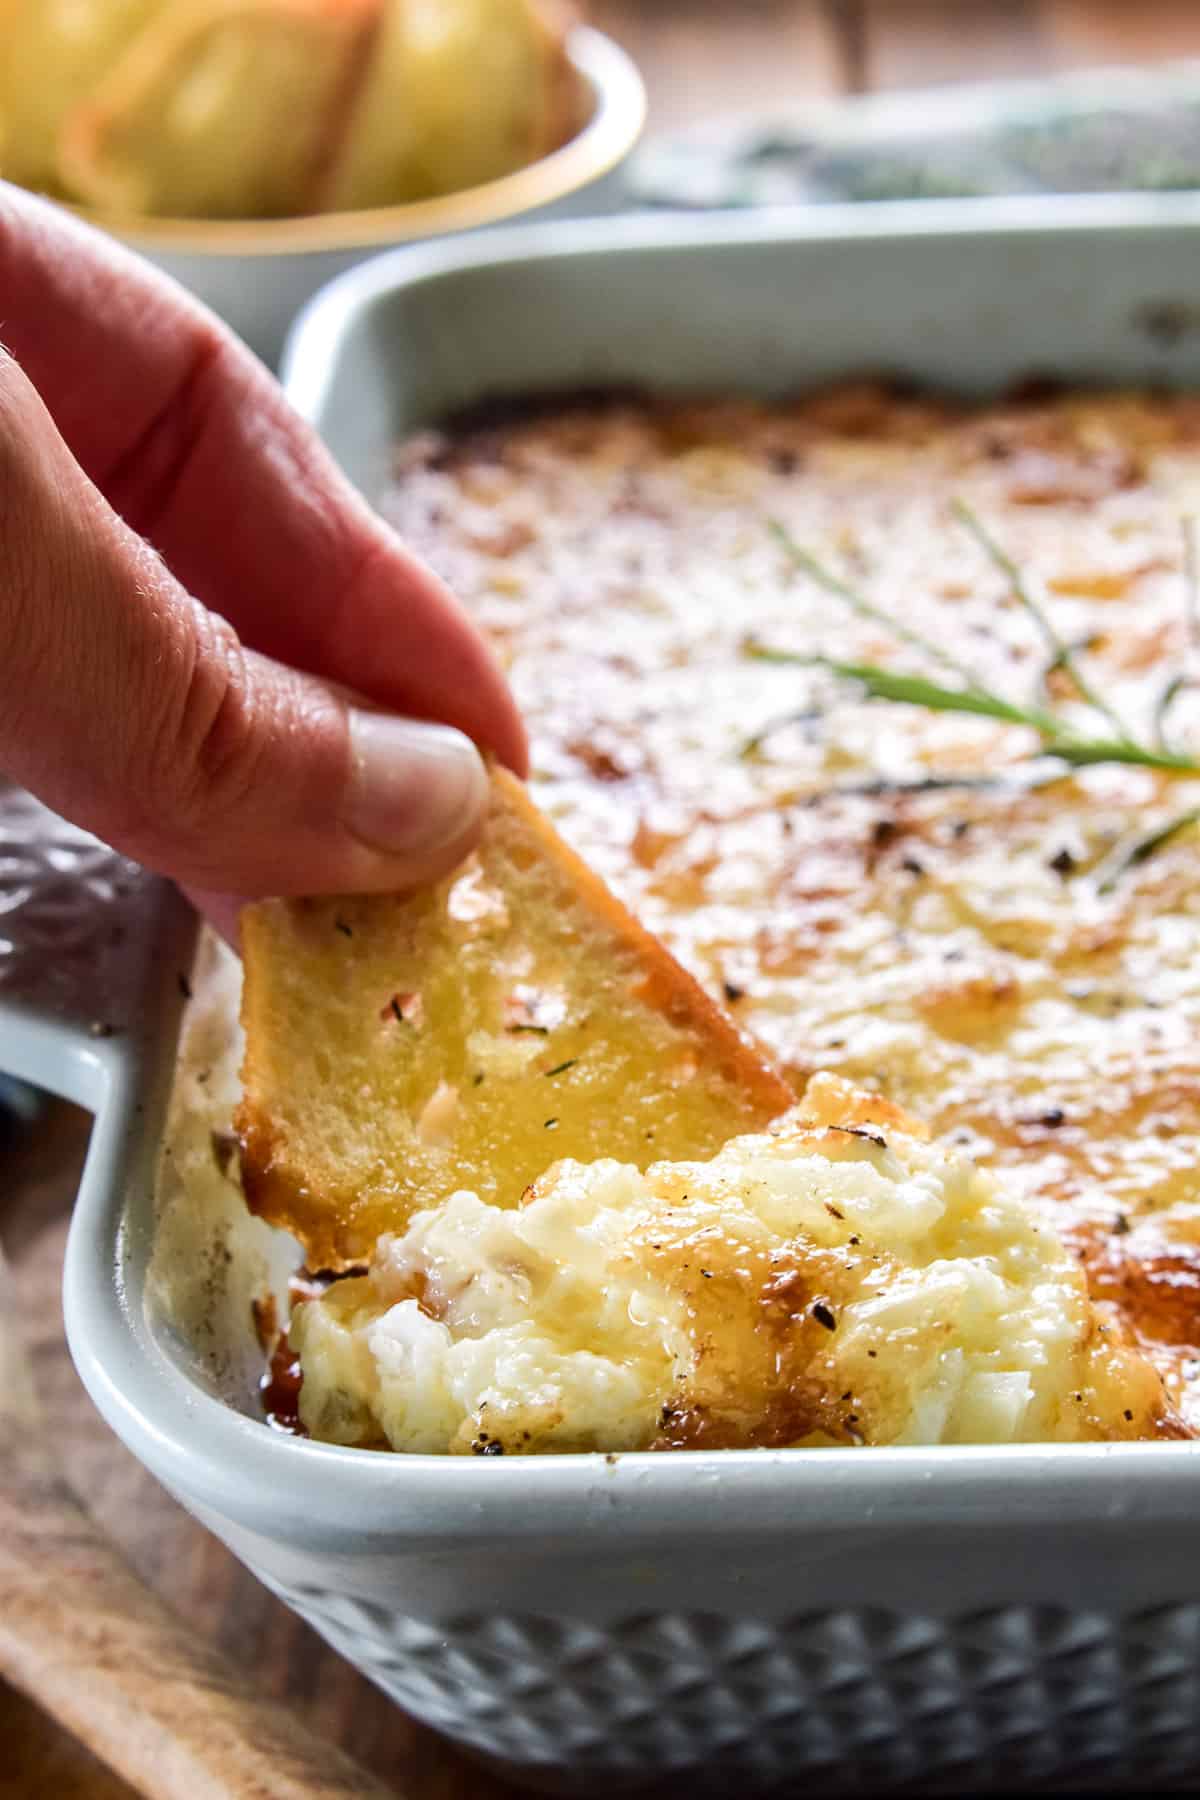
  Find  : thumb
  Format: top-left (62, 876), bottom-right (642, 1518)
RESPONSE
top-left (0, 353), bottom-right (488, 897)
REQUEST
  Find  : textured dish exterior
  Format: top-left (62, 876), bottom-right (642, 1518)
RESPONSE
top-left (206, 1585), bottom-right (1200, 1795)
top-left (21, 206), bottom-right (1200, 1793)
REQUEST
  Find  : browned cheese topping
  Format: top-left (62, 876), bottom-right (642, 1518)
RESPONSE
top-left (382, 382), bottom-right (1200, 1425)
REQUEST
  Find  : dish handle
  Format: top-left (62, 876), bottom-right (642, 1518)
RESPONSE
top-left (0, 783), bottom-right (195, 1116)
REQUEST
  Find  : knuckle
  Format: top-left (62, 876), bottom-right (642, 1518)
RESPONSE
top-left (155, 609), bottom-right (266, 831)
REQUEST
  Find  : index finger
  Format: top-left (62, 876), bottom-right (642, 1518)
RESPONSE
top-left (0, 183), bottom-right (527, 774)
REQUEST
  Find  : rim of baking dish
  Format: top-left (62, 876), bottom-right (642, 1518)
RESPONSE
top-left (283, 187), bottom-right (1200, 410)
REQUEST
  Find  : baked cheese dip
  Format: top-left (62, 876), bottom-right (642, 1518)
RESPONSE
top-left (293, 1074), bottom-right (1174, 1452)
top-left (377, 382), bottom-right (1200, 1436)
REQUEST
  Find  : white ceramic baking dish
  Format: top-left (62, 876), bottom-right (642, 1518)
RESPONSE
top-left (9, 201), bottom-right (1200, 1795)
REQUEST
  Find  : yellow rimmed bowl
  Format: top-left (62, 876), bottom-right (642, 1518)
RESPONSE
top-left (70, 26), bottom-right (644, 368)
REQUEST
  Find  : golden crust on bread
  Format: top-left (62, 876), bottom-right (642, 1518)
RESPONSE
top-left (1, 0), bottom-right (575, 218)
top-left (320, 0), bottom-right (576, 211)
top-left (387, 0), bottom-right (571, 197)
top-left (0, 0), bottom-right (165, 193)
top-left (237, 767), bottom-right (793, 1269)
top-left (384, 383), bottom-right (1200, 1428)
top-left (58, 0), bottom-right (381, 219)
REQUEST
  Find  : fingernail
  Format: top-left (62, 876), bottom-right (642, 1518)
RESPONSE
top-left (344, 712), bottom-right (487, 857)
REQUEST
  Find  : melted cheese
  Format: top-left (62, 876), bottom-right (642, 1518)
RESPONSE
top-left (292, 1075), bottom-right (1174, 1453)
top-left (384, 384), bottom-right (1200, 1427)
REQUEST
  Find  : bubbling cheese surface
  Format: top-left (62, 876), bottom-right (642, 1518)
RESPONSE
top-left (293, 1076), bottom-right (1174, 1453)
top-left (384, 386), bottom-right (1200, 1423)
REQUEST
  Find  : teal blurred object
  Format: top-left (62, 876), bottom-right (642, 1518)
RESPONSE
top-left (627, 61), bottom-right (1200, 211)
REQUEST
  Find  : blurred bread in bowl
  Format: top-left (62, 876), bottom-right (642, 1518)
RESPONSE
top-left (0, 0), bottom-right (579, 220)
top-left (322, 0), bottom-right (579, 210)
top-left (57, 0), bottom-right (381, 219)
top-left (0, 0), bottom-right (161, 194)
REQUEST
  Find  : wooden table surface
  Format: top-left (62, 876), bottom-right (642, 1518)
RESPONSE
top-left (8, 3), bottom-right (1200, 1796)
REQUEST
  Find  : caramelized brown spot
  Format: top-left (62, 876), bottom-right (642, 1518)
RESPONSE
top-left (1072, 1222), bottom-right (1200, 1353)
top-left (210, 1129), bottom-right (238, 1177)
top-left (259, 1329), bottom-right (306, 1436)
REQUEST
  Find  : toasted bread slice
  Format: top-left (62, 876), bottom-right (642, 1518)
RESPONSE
top-left (58, 0), bottom-right (380, 219)
top-left (237, 768), bottom-right (794, 1268)
top-left (0, 0), bottom-right (167, 194)
top-left (320, 0), bottom-right (575, 211)
top-left (311, 0), bottom-right (420, 211)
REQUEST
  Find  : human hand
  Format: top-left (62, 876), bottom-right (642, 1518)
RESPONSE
top-left (0, 184), bottom-right (526, 938)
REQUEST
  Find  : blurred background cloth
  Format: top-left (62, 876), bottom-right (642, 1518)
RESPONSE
top-left (594, 0), bottom-right (1200, 134)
